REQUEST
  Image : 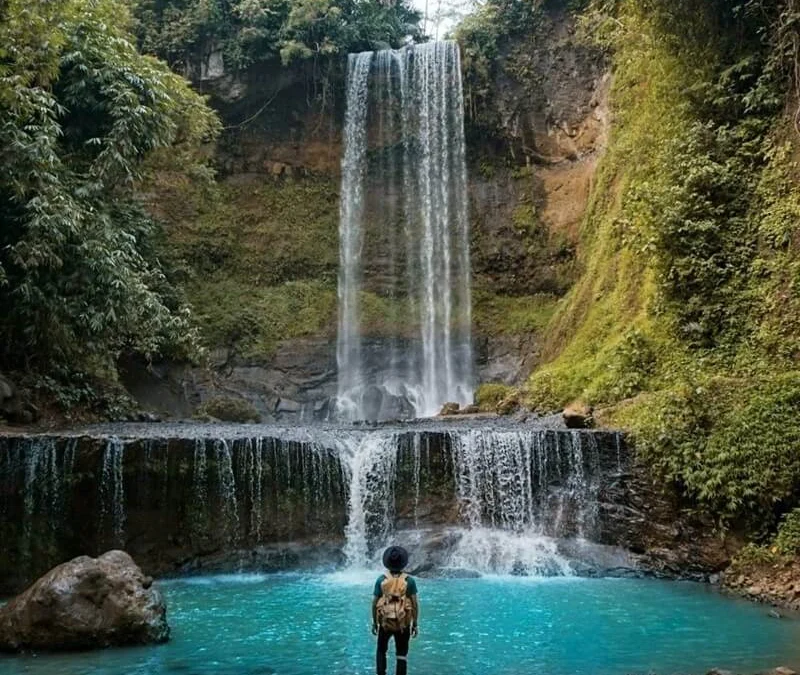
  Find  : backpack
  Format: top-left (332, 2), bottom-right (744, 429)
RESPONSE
top-left (376, 572), bottom-right (413, 632)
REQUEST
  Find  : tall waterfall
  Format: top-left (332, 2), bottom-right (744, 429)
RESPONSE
top-left (337, 41), bottom-right (473, 421)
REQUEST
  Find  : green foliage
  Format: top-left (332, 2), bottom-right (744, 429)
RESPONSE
top-left (473, 292), bottom-right (558, 337)
top-left (475, 383), bottom-right (513, 411)
top-left (198, 395), bottom-right (260, 422)
top-left (729, 542), bottom-right (781, 568)
top-left (525, 0), bottom-right (800, 532)
top-left (455, 0), bottom-right (544, 128)
top-left (131, 0), bottom-right (421, 71)
top-left (0, 0), bottom-right (219, 384)
top-left (614, 374), bottom-right (800, 526)
top-left (774, 508), bottom-right (800, 555)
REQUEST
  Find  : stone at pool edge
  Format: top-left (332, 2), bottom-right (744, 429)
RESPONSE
top-left (0, 550), bottom-right (169, 652)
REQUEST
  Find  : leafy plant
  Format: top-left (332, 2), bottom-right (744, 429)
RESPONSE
top-left (0, 0), bottom-right (219, 383)
top-left (774, 508), bottom-right (800, 555)
top-left (131, 0), bottom-right (422, 72)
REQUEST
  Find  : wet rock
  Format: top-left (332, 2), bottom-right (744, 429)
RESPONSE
top-left (0, 373), bottom-right (39, 426)
top-left (460, 404), bottom-right (480, 415)
top-left (563, 402), bottom-right (593, 429)
top-left (0, 372), bottom-right (13, 404)
top-left (275, 398), bottom-right (302, 414)
top-left (0, 550), bottom-right (169, 652)
top-left (438, 402), bottom-right (460, 416)
top-left (722, 555), bottom-right (800, 611)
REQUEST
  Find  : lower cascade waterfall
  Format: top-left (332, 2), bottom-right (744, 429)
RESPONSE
top-left (337, 40), bottom-right (473, 421)
top-left (0, 426), bottom-right (626, 584)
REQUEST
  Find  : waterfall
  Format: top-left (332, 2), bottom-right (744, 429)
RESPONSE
top-left (341, 432), bottom-right (401, 567)
top-left (339, 428), bottom-right (609, 575)
top-left (337, 41), bottom-right (473, 421)
top-left (1, 427), bottom-right (625, 587)
top-left (100, 437), bottom-right (126, 547)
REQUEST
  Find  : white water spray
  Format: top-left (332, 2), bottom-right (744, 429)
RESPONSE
top-left (337, 41), bottom-right (473, 420)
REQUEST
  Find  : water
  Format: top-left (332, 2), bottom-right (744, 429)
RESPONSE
top-left (337, 41), bottom-right (473, 421)
top-left (1, 574), bottom-right (798, 675)
top-left (338, 428), bottom-right (612, 571)
top-left (0, 426), bottom-right (624, 582)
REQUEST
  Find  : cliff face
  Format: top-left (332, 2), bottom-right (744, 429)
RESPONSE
top-left (131, 5), bottom-right (609, 421)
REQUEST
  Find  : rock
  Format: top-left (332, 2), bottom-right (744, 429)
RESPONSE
top-left (275, 397), bottom-right (302, 414)
top-left (459, 404), bottom-right (480, 415)
top-left (768, 609), bottom-right (783, 619)
top-left (438, 402), bottom-right (460, 416)
top-left (496, 393), bottom-right (520, 416)
top-left (0, 550), bottom-right (169, 652)
top-left (0, 373), bottom-right (14, 403)
top-left (0, 373), bottom-right (39, 426)
top-left (563, 402), bottom-right (593, 428)
top-left (198, 395), bottom-right (260, 422)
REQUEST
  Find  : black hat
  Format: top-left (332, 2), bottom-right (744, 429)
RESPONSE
top-left (382, 546), bottom-right (409, 572)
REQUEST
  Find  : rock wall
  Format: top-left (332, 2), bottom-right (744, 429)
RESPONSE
top-left (125, 4), bottom-right (609, 422)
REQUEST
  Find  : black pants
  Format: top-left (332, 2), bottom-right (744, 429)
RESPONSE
top-left (376, 627), bottom-right (411, 675)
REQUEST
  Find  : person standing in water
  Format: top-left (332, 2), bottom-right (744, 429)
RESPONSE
top-left (372, 546), bottom-right (419, 675)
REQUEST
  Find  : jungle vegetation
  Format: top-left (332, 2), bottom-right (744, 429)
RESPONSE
top-left (3, 0), bottom-right (800, 548)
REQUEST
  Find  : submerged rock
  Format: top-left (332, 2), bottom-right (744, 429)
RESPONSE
top-left (0, 550), bottom-right (169, 652)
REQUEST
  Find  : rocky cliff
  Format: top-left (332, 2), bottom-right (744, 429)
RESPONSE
top-left (129, 4), bottom-right (609, 422)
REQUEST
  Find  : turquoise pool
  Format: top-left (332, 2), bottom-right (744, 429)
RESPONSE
top-left (1, 573), bottom-right (798, 675)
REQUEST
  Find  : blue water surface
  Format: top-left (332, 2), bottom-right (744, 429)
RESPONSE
top-left (1, 573), bottom-right (798, 675)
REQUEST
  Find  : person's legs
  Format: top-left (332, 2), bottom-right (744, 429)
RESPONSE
top-left (394, 628), bottom-right (411, 675)
top-left (376, 628), bottom-right (391, 675)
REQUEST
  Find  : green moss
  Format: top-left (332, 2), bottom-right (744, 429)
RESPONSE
top-left (189, 278), bottom-right (336, 361)
top-left (473, 292), bottom-right (558, 337)
top-left (511, 203), bottom-right (539, 238)
top-left (475, 383), bottom-right (513, 411)
top-left (524, 0), bottom-right (800, 532)
top-left (155, 175), bottom-right (340, 360)
top-left (198, 395), bottom-right (260, 423)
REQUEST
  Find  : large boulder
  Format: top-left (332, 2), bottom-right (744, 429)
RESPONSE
top-left (0, 550), bottom-right (169, 652)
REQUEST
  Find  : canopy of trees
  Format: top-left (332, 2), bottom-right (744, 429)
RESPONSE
top-left (129, 0), bottom-right (422, 71)
top-left (0, 0), bottom-right (220, 376)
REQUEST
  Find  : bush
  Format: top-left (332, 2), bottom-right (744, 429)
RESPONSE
top-left (475, 383), bottom-right (513, 412)
top-left (774, 509), bottom-right (800, 556)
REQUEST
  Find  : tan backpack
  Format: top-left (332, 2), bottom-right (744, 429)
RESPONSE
top-left (376, 572), bottom-right (413, 632)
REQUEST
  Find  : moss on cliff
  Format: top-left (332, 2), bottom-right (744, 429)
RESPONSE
top-left (524, 0), bottom-right (800, 529)
top-left (154, 174), bottom-right (340, 361)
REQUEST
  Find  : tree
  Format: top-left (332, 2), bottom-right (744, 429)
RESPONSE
top-left (0, 0), bottom-right (220, 376)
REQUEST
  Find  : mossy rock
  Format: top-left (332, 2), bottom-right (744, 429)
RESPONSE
top-left (496, 392), bottom-right (521, 416)
top-left (197, 396), bottom-right (260, 423)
